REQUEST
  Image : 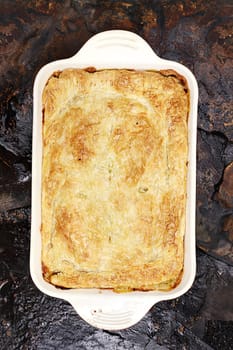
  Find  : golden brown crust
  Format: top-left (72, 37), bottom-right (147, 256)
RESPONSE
top-left (41, 69), bottom-right (189, 291)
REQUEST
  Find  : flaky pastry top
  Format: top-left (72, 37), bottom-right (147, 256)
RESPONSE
top-left (41, 68), bottom-right (189, 291)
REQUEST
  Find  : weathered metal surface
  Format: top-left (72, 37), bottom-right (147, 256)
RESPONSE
top-left (0, 0), bottom-right (232, 349)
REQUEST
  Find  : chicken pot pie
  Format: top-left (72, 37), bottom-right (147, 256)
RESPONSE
top-left (41, 68), bottom-right (189, 291)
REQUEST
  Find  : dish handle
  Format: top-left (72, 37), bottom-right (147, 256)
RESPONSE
top-left (67, 296), bottom-right (157, 330)
top-left (70, 30), bottom-right (161, 67)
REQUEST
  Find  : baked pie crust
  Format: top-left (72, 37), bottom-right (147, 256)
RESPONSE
top-left (41, 68), bottom-right (189, 291)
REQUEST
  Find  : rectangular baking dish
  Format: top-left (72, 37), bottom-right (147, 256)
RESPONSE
top-left (30, 30), bottom-right (198, 330)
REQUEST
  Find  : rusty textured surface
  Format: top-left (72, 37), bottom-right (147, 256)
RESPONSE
top-left (0, 0), bottom-right (232, 349)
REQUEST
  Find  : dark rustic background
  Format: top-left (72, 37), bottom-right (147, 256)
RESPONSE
top-left (0, 0), bottom-right (232, 349)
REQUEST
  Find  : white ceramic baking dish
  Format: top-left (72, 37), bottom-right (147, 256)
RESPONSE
top-left (31, 30), bottom-right (198, 330)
